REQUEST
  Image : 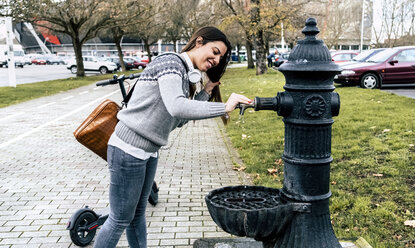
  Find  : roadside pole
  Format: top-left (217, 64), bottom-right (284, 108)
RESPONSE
top-left (359, 0), bottom-right (365, 52)
top-left (5, 17), bottom-right (16, 87)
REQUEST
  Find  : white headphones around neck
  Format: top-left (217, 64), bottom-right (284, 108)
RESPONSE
top-left (156, 52), bottom-right (202, 84)
top-left (181, 52), bottom-right (202, 84)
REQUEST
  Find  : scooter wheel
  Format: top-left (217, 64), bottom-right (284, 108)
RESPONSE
top-left (148, 181), bottom-right (159, 206)
top-left (69, 211), bottom-right (98, 247)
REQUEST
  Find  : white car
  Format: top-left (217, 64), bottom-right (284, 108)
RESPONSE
top-left (67, 56), bottom-right (117, 74)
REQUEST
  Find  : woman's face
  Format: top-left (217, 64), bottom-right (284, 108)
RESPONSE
top-left (191, 38), bottom-right (227, 72)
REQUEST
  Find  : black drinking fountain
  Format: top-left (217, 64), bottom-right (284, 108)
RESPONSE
top-left (204, 18), bottom-right (342, 248)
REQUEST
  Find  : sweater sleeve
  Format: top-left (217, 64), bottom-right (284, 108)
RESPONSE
top-left (158, 74), bottom-right (226, 120)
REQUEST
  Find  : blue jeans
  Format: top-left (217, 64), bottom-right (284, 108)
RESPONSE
top-left (93, 145), bottom-right (158, 248)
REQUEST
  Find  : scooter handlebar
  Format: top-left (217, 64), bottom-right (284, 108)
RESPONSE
top-left (96, 78), bottom-right (118, 86)
top-left (96, 73), bottom-right (140, 87)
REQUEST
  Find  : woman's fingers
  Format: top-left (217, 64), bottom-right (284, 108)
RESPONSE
top-left (232, 93), bottom-right (251, 104)
top-left (224, 93), bottom-right (252, 112)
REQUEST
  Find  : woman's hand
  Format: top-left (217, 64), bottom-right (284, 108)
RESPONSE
top-left (203, 81), bottom-right (220, 95)
top-left (225, 93), bottom-right (252, 113)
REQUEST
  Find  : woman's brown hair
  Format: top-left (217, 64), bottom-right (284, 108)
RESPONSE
top-left (181, 26), bottom-right (232, 124)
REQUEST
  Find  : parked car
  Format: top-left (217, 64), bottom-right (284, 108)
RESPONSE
top-left (123, 57), bottom-right (136, 70)
top-left (106, 57), bottom-right (134, 71)
top-left (67, 56), bottom-right (117, 74)
top-left (0, 44), bottom-right (25, 68)
top-left (3, 50), bottom-right (26, 68)
top-left (139, 56), bottom-right (149, 63)
top-left (23, 54), bottom-right (32, 65)
top-left (334, 46), bottom-right (415, 89)
top-left (31, 55), bottom-right (47, 65)
top-left (274, 53), bottom-right (289, 67)
top-left (331, 51), bottom-right (359, 63)
top-left (45, 55), bottom-right (65, 65)
top-left (127, 56), bottom-right (148, 69)
top-left (337, 48), bottom-right (387, 67)
top-left (59, 56), bottom-right (73, 65)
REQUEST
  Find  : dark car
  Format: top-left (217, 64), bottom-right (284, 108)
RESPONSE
top-left (337, 48), bottom-right (387, 67)
top-left (45, 55), bottom-right (65, 65)
top-left (106, 57), bottom-right (134, 70)
top-left (274, 53), bottom-right (289, 67)
top-left (334, 46), bottom-right (415, 89)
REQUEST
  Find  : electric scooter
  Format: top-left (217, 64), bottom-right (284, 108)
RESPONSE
top-left (67, 73), bottom-right (159, 247)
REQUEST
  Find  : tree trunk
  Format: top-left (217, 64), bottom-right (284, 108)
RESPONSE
top-left (72, 37), bottom-right (85, 77)
top-left (237, 43), bottom-right (241, 63)
top-left (144, 38), bottom-right (152, 62)
top-left (250, 0), bottom-right (266, 75)
top-left (254, 30), bottom-right (267, 75)
top-left (114, 35), bottom-right (126, 72)
top-left (246, 39), bottom-right (255, 69)
top-left (265, 41), bottom-right (270, 56)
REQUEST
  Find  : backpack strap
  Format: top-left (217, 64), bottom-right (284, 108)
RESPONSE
top-left (122, 82), bottom-right (136, 107)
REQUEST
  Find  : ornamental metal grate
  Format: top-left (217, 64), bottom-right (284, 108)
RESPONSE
top-left (208, 186), bottom-right (281, 210)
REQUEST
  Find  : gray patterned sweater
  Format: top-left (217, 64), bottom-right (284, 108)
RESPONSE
top-left (115, 54), bottom-right (226, 152)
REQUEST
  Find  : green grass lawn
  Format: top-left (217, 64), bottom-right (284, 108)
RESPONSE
top-left (220, 67), bottom-right (415, 248)
top-left (1, 68), bottom-right (414, 247)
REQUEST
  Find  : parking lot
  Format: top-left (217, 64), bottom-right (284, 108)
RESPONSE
top-left (0, 64), bottom-right (106, 87)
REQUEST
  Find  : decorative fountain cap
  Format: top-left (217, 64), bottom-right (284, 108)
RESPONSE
top-left (279, 17), bottom-right (341, 72)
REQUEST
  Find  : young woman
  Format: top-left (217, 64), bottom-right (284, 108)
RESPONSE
top-left (93, 26), bottom-right (251, 248)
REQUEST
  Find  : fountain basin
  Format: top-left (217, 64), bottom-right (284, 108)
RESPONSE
top-left (205, 185), bottom-right (311, 241)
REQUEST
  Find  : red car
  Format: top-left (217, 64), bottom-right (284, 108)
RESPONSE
top-left (331, 51), bottom-right (359, 63)
top-left (129, 56), bottom-right (148, 69)
top-left (334, 46), bottom-right (415, 89)
top-left (31, 56), bottom-right (47, 65)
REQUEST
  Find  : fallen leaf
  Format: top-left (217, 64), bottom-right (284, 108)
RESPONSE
top-left (242, 134), bottom-right (247, 139)
top-left (331, 181), bottom-right (337, 185)
top-left (233, 166), bottom-right (246, 172)
top-left (274, 158), bottom-right (283, 166)
top-left (394, 234), bottom-right (402, 240)
top-left (373, 173), bottom-right (383, 177)
top-left (404, 220), bottom-right (415, 227)
top-left (382, 129), bottom-right (391, 133)
top-left (369, 126), bottom-right (377, 129)
top-left (409, 144), bottom-right (414, 147)
top-left (267, 168), bottom-right (278, 174)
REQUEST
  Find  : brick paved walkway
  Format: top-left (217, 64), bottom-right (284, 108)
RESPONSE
top-left (0, 82), bottom-right (248, 248)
